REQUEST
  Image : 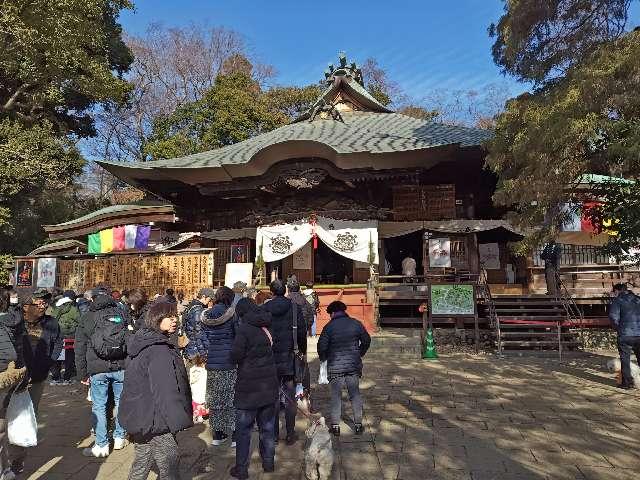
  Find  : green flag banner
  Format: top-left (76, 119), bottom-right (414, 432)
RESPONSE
top-left (88, 233), bottom-right (101, 254)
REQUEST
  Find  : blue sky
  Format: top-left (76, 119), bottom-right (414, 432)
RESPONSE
top-left (120, 0), bottom-right (640, 104)
top-left (119, 0), bottom-right (525, 99)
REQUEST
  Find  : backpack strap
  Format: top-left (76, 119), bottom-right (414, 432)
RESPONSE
top-left (262, 327), bottom-right (273, 346)
top-left (292, 301), bottom-right (299, 354)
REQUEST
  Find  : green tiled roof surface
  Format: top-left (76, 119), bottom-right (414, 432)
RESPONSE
top-left (45, 202), bottom-right (174, 229)
top-left (28, 240), bottom-right (87, 256)
top-left (100, 112), bottom-right (492, 171)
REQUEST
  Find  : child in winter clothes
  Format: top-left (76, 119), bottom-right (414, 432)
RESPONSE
top-left (190, 358), bottom-right (208, 423)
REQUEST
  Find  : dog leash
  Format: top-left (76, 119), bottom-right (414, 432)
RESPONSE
top-left (279, 386), bottom-right (319, 423)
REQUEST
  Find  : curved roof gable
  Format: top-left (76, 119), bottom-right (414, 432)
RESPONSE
top-left (96, 53), bottom-right (492, 189)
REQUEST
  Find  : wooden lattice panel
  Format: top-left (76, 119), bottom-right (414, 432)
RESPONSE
top-left (392, 184), bottom-right (456, 221)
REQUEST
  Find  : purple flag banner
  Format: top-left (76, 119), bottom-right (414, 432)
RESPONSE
top-left (135, 225), bottom-right (151, 249)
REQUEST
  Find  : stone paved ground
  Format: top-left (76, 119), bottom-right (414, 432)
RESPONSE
top-left (18, 338), bottom-right (640, 480)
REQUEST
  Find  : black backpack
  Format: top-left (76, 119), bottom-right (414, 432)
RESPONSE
top-left (90, 309), bottom-right (128, 360)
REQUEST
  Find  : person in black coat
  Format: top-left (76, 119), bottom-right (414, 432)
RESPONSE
top-left (127, 288), bottom-right (150, 332)
top-left (9, 289), bottom-right (62, 473)
top-left (120, 301), bottom-right (193, 480)
top-left (229, 299), bottom-right (278, 480)
top-left (262, 280), bottom-right (306, 445)
top-left (0, 289), bottom-right (27, 479)
top-left (317, 301), bottom-right (371, 437)
top-left (76, 287), bottom-right (130, 458)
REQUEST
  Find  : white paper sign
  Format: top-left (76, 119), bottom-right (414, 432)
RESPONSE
top-left (479, 243), bottom-right (500, 270)
top-left (224, 263), bottom-right (254, 289)
top-left (292, 243), bottom-right (312, 270)
top-left (36, 258), bottom-right (57, 288)
top-left (429, 238), bottom-right (451, 268)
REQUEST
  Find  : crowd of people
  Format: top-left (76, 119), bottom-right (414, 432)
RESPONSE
top-left (0, 276), bottom-right (370, 480)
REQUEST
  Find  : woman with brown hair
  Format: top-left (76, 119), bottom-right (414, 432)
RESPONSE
top-left (119, 302), bottom-right (192, 480)
top-left (127, 288), bottom-right (149, 331)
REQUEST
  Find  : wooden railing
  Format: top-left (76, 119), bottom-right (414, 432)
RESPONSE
top-left (478, 268), bottom-right (501, 355)
top-left (529, 265), bottom-right (640, 297)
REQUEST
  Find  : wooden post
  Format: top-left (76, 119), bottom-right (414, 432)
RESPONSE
top-left (468, 233), bottom-right (480, 274)
top-left (473, 284), bottom-right (480, 353)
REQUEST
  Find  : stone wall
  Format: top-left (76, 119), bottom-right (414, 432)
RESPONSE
top-left (578, 328), bottom-right (617, 350)
top-left (432, 328), bottom-right (493, 354)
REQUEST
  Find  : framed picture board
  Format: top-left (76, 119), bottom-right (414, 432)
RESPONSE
top-left (430, 284), bottom-right (476, 316)
top-left (16, 259), bottom-right (34, 287)
top-left (427, 283), bottom-right (479, 352)
top-left (230, 244), bottom-right (248, 263)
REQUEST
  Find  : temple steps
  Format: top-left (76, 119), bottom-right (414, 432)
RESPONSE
top-left (494, 294), bottom-right (582, 356)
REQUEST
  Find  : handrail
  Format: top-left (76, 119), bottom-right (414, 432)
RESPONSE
top-left (477, 268), bottom-right (501, 356)
top-left (529, 265), bottom-right (640, 275)
top-left (554, 270), bottom-right (585, 351)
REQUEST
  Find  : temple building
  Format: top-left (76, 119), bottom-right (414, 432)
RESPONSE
top-left (92, 54), bottom-right (512, 285)
top-left (17, 54), bottom-right (626, 348)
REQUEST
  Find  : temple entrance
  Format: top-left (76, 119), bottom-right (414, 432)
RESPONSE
top-left (314, 240), bottom-right (354, 284)
top-left (382, 230), bottom-right (424, 275)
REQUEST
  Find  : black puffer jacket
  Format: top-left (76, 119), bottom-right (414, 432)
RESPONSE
top-left (263, 295), bottom-right (306, 377)
top-left (75, 295), bottom-right (129, 379)
top-left (23, 314), bottom-right (63, 383)
top-left (317, 312), bottom-right (371, 380)
top-left (0, 315), bottom-right (27, 392)
top-left (231, 306), bottom-right (278, 409)
top-left (0, 317), bottom-right (17, 373)
top-left (129, 302), bottom-right (150, 332)
top-left (119, 328), bottom-right (193, 439)
top-left (0, 307), bottom-right (25, 369)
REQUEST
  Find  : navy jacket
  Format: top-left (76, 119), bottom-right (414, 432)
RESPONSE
top-left (263, 296), bottom-right (306, 377)
top-left (317, 312), bottom-right (371, 380)
top-left (23, 315), bottom-right (63, 383)
top-left (201, 303), bottom-right (237, 371)
top-left (182, 299), bottom-right (209, 360)
top-left (609, 291), bottom-right (640, 337)
top-left (231, 307), bottom-right (278, 409)
top-left (119, 328), bottom-right (193, 439)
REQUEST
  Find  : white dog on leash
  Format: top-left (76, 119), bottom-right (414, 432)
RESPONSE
top-left (606, 358), bottom-right (640, 385)
top-left (304, 415), bottom-right (334, 480)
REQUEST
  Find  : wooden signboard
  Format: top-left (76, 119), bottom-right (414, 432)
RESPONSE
top-left (52, 252), bottom-right (214, 298)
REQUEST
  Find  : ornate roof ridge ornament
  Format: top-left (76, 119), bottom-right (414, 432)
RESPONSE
top-left (324, 51), bottom-right (363, 86)
top-left (308, 98), bottom-right (344, 123)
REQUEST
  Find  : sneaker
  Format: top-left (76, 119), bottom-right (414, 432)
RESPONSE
top-left (285, 433), bottom-right (298, 445)
top-left (230, 441), bottom-right (236, 448)
top-left (113, 437), bottom-right (128, 450)
top-left (82, 444), bottom-right (110, 458)
top-left (354, 424), bottom-right (364, 435)
top-left (2, 468), bottom-right (16, 480)
top-left (49, 379), bottom-right (62, 386)
top-left (330, 425), bottom-right (340, 437)
top-left (211, 433), bottom-right (228, 446)
top-left (617, 383), bottom-right (635, 390)
top-left (229, 466), bottom-right (248, 479)
top-left (10, 461), bottom-right (23, 475)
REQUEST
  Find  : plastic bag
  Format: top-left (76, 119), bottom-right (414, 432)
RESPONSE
top-left (7, 390), bottom-right (38, 447)
top-left (318, 361), bottom-right (329, 385)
